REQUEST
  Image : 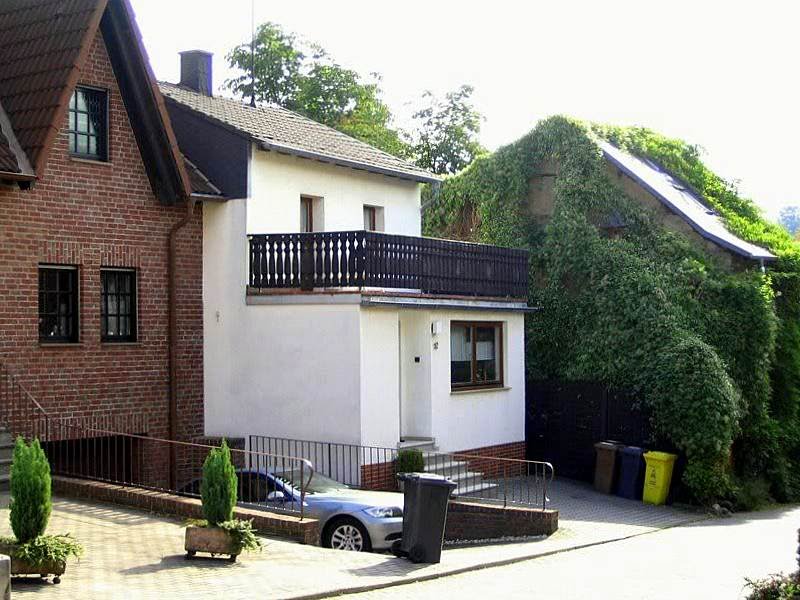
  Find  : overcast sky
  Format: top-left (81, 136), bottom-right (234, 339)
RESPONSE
top-left (131, 0), bottom-right (799, 219)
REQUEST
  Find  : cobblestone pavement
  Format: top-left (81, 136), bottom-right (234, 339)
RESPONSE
top-left (347, 505), bottom-right (800, 600)
top-left (0, 479), bottom-right (702, 599)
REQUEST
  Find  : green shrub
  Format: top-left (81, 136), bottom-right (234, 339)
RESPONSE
top-left (396, 449), bottom-right (425, 474)
top-left (0, 534), bottom-right (83, 565)
top-left (200, 440), bottom-right (237, 526)
top-left (10, 437), bottom-right (52, 543)
top-left (745, 573), bottom-right (800, 599)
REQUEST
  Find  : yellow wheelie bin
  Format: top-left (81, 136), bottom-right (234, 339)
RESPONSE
top-left (642, 451), bottom-right (677, 505)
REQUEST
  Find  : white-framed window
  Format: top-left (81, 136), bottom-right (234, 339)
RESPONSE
top-left (363, 205), bottom-right (384, 232)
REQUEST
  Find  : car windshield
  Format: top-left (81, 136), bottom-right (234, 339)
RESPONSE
top-left (274, 470), bottom-right (350, 495)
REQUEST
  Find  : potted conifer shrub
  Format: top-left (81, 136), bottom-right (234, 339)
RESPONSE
top-left (0, 438), bottom-right (82, 584)
top-left (184, 441), bottom-right (261, 562)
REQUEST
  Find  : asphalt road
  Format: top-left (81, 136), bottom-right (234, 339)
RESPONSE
top-left (342, 505), bottom-right (800, 600)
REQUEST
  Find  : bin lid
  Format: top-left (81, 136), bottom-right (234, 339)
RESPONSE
top-left (620, 446), bottom-right (644, 456)
top-left (594, 441), bottom-right (622, 451)
top-left (397, 472), bottom-right (457, 488)
top-left (643, 451), bottom-right (677, 462)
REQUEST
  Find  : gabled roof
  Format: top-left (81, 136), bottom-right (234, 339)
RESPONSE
top-left (599, 140), bottom-right (776, 262)
top-left (0, 0), bottom-right (191, 202)
top-left (183, 156), bottom-right (223, 199)
top-left (159, 82), bottom-right (440, 185)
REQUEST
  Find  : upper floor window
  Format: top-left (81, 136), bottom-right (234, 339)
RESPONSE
top-left (68, 86), bottom-right (108, 161)
top-left (101, 269), bottom-right (137, 342)
top-left (363, 205), bottom-right (384, 232)
top-left (300, 196), bottom-right (314, 233)
top-left (450, 321), bottom-right (503, 390)
top-left (39, 265), bottom-right (79, 343)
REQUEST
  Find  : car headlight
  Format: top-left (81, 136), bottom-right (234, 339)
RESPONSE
top-left (364, 506), bottom-right (403, 518)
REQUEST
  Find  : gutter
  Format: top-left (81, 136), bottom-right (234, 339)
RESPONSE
top-left (167, 194), bottom-right (198, 489)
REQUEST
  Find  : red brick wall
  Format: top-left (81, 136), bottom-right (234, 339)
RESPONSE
top-left (360, 460), bottom-right (398, 491)
top-left (445, 501), bottom-right (558, 541)
top-left (0, 32), bottom-right (203, 454)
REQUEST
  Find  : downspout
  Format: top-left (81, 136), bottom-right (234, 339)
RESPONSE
top-left (168, 194), bottom-right (198, 489)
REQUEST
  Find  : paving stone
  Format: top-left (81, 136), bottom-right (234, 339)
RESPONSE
top-left (0, 478), bottom-right (700, 599)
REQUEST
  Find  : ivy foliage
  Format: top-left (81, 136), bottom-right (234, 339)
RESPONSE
top-left (426, 116), bottom-right (800, 504)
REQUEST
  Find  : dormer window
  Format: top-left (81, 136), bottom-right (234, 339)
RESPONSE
top-left (68, 86), bottom-right (108, 161)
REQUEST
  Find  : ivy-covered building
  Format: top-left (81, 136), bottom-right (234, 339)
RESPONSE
top-left (427, 116), bottom-right (800, 506)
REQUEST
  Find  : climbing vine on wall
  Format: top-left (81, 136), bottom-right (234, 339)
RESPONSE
top-left (426, 116), bottom-right (800, 505)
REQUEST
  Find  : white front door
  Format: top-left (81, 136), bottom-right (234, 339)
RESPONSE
top-left (399, 312), bottom-right (432, 439)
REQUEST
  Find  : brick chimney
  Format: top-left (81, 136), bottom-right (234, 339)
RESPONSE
top-left (179, 50), bottom-right (213, 96)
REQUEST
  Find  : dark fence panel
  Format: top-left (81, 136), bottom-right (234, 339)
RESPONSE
top-left (526, 381), bottom-right (652, 482)
top-left (249, 231), bottom-right (529, 298)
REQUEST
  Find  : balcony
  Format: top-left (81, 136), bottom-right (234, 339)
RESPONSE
top-left (248, 231), bottom-right (529, 299)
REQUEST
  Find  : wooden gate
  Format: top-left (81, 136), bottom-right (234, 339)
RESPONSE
top-left (526, 381), bottom-right (652, 481)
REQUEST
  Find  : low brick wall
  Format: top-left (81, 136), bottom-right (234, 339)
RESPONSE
top-left (445, 500), bottom-right (558, 542)
top-left (52, 477), bottom-right (319, 545)
top-left (361, 460), bottom-right (397, 491)
top-left (453, 441), bottom-right (527, 478)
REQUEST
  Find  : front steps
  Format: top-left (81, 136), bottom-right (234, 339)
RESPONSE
top-left (0, 428), bottom-right (12, 491)
top-left (422, 453), bottom-right (498, 497)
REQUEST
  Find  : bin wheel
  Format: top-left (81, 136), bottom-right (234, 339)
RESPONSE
top-left (390, 540), bottom-right (404, 558)
top-left (408, 544), bottom-right (426, 564)
top-left (53, 576), bottom-right (61, 585)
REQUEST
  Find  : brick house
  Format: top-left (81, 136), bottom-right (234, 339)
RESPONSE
top-left (0, 0), bottom-right (221, 487)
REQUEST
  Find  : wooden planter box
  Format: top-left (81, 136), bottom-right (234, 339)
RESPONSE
top-left (184, 526), bottom-right (239, 562)
top-left (0, 542), bottom-right (66, 584)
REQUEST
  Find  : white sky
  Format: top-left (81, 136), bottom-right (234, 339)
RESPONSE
top-left (131, 0), bottom-right (800, 219)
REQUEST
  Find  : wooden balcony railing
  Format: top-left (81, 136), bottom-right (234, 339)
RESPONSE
top-left (248, 231), bottom-right (529, 298)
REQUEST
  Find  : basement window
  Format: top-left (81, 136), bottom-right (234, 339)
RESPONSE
top-left (450, 321), bottom-right (503, 390)
top-left (101, 269), bottom-right (137, 342)
top-left (39, 265), bottom-right (79, 343)
top-left (68, 86), bottom-right (108, 161)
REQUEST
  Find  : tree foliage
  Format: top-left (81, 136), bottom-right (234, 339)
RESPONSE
top-left (10, 437), bottom-right (52, 543)
top-left (427, 116), bottom-right (800, 504)
top-left (226, 23), bottom-right (407, 157)
top-left (201, 440), bottom-right (237, 527)
top-left (406, 85), bottom-right (486, 175)
top-left (780, 206), bottom-right (800, 236)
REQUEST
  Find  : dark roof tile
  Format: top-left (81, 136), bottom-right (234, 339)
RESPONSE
top-left (159, 82), bottom-right (439, 184)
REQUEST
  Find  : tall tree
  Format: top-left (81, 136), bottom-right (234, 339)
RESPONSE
top-left (779, 205), bottom-right (800, 235)
top-left (407, 85), bottom-right (486, 175)
top-left (226, 23), bottom-right (407, 157)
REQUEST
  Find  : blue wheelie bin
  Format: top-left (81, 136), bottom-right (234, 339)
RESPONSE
top-left (616, 446), bottom-right (645, 500)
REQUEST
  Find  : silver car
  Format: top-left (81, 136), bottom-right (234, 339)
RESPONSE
top-left (237, 469), bottom-right (404, 552)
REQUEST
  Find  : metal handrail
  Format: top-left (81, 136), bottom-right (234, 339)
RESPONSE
top-left (0, 361), bottom-right (316, 520)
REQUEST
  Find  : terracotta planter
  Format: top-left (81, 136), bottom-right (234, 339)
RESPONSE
top-left (0, 542), bottom-right (66, 584)
top-left (184, 526), bottom-right (239, 562)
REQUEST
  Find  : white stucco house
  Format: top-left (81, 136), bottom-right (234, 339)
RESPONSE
top-left (160, 52), bottom-right (532, 464)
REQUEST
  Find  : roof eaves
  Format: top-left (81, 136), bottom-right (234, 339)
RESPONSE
top-left (600, 143), bottom-right (776, 262)
top-left (257, 139), bottom-right (441, 185)
top-left (0, 98), bottom-right (34, 178)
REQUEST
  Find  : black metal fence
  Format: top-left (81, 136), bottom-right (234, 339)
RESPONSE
top-left (526, 380), bottom-right (653, 481)
top-left (250, 435), bottom-right (553, 510)
top-left (248, 230), bottom-right (529, 298)
top-left (0, 362), bottom-right (315, 518)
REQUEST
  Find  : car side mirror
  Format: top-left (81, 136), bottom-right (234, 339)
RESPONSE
top-left (267, 491), bottom-right (286, 502)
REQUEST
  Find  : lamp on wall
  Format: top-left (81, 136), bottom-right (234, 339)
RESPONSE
top-left (431, 320), bottom-right (443, 336)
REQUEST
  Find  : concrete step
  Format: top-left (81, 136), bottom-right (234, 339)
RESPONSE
top-left (423, 459), bottom-right (470, 477)
top-left (398, 438), bottom-right (437, 453)
top-left (0, 430), bottom-right (11, 448)
top-left (0, 458), bottom-right (9, 491)
top-left (451, 480), bottom-right (499, 496)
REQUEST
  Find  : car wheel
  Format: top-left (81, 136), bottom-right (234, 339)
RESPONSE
top-left (323, 517), bottom-right (372, 552)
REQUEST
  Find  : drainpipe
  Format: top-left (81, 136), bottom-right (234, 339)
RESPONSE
top-left (168, 194), bottom-right (198, 489)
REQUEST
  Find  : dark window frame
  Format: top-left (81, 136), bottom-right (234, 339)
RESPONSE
top-left (300, 196), bottom-right (314, 233)
top-left (68, 85), bottom-right (109, 161)
top-left (100, 268), bottom-right (137, 343)
top-left (450, 321), bottom-right (504, 390)
top-left (38, 265), bottom-right (80, 344)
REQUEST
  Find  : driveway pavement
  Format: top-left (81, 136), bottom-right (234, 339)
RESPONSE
top-left (0, 479), bottom-right (703, 599)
